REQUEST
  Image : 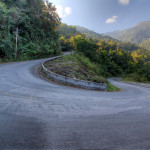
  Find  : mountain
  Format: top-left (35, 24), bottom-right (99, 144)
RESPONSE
top-left (58, 23), bottom-right (115, 41)
top-left (58, 23), bottom-right (141, 52)
top-left (105, 21), bottom-right (150, 50)
top-left (76, 26), bottom-right (114, 41)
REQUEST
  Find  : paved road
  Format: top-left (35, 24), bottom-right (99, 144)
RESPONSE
top-left (0, 56), bottom-right (150, 150)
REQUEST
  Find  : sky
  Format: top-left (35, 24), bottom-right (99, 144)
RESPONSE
top-left (49, 0), bottom-right (150, 33)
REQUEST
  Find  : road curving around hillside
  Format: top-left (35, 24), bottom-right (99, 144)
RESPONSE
top-left (41, 56), bottom-right (108, 91)
top-left (0, 55), bottom-right (150, 149)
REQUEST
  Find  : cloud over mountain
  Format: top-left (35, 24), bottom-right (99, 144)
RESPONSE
top-left (106, 16), bottom-right (118, 24)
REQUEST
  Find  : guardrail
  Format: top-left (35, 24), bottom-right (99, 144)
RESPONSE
top-left (42, 55), bottom-right (108, 91)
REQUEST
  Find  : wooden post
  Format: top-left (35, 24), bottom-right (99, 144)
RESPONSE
top-left (15, 27), bottom-right (18, 59)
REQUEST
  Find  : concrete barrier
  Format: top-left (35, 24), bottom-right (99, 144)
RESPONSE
top-left (42, 56), bottom-right (108, 91)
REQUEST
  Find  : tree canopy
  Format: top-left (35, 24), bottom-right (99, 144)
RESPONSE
top-left (0, 0), bottom-right (61, 60)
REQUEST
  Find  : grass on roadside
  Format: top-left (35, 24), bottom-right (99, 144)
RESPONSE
top-left (44, 53), bottom-right (120, 92)
top-left (45, 53), bottom-right (106, 83)
top-left (122, 73), bottom-right (150, 84)
top-left (0, 52), bottom-right (62, 64)
top-left (107, 82), bottom-right (120, 92)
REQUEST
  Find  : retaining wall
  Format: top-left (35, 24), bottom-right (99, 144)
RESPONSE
top-left (42, 56), bottom-right (108, 91)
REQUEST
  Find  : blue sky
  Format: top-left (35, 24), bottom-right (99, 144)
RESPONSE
top-left (49, 0), bottom-right (150, 33)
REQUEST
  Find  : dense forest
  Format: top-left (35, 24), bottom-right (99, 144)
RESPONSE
top-left (71, 35), bottom-right (150, 82)
top-left (106, 21), bottom-right (150, 50)
top-left (0, 0), bottom-right (61, 61)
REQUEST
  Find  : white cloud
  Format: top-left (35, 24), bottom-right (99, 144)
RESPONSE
top-left (65, 7), bottom-right (72, 15)
top-left (56, 5), bottom-right (72, 18)
top-left (118, 0), bottom-right (130, 5)
top-left (106, 16), bottom-right (118, 24)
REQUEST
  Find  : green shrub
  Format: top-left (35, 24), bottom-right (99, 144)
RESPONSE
top-left (107, 82), bottom-right (120, 92)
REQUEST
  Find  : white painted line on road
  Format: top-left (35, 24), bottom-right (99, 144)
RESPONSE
top-left (0, 91), bottom-right (48, 101)
top-left (28, 97), bottom-right (37, 100)
top-left (2, 92), bottom-right (9, 95)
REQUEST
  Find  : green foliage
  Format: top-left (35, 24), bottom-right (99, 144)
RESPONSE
top-left (58, 23), bottom-right (143, 52)
top-left (47, 53), bottom-right (106, 83)
top-left (75, 52), bottom-right (102, 76)
top-left (142, 63), bottom-right (150, 81)
top-left (58, 22), bottom-right (150, 82)
top-left (73, 35), bottom-right (99, 61)
top-left (71, 36), bottom-right (135, 76)
top-left (107, 82), bottom-right (120, 92)
top-left (0, 0), bottom-right (61, 61)
top-left (131, 49), bottom-right (150, 62)
top-left (69, 36), bottom-right (150, 82)
top-left (58, 23), bottom-right (79, 39)
top-left (59, 36), bottom-right (72, 51)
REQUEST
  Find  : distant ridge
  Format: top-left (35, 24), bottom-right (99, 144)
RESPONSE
top-left (58, 23), bottom-right (115, 41)
top-left (76, 26), bottom-right (114, 40)
top-left (105, 20), bottom-right (150, 50)
top-left (58, 23), bottom-right (141, 52)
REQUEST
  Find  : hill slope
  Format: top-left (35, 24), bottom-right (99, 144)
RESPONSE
top-left (105, 21), bottom-right (150, 50)
top-left (76, 26), bottom-right (114, 41)
top-left (58, 24), bottom-right (114, 40)
top-left (58, 23), bottom-right (141, 52)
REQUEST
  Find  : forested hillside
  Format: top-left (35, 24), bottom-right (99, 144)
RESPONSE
top-left (69, 35), bottom-right (150, 82)
top-left (57, 23), bottom-right (150, 82)
top-left (76, 26), bottom-right (114, 41)
top-left (106, 21), bottom-right (150, 50)
top-left (0, 0), bottom-right (61, 61)
top-left (58, 23), bottom-right (145, 52)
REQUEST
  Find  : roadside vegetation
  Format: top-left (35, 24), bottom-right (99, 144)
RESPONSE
top-left (58, 33), bottom-right (150, 83)
top-left (44, 53), bottom-right (120, 91)
top-left (122, 72), bottom-right (150, 84)
top-left (58, 23), bottom-right (148, 53)
top-left (107, 82), bottom-right (120, 92)
top-left (0, 0), bottom-right (61, 62)
top-left (44, 53), bottom-right (106, 83)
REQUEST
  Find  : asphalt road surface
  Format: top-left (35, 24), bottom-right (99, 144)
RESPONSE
top-left (0, 56), bottom-right (150, 150)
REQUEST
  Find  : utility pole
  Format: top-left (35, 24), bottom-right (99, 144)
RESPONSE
top-left (15, 27), bottom-right (18, 59)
